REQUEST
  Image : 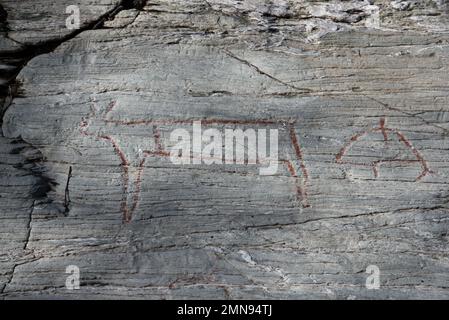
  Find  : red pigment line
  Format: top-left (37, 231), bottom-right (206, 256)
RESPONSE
top-left (200, 118), bottom-right (292, 126)
top-left (284, 159), bottom-right (297, 178)
top-left (340, 159), bottom-right (422, 178)
top-left (377, 159), bottom-right (421, 164)
top-left (99, 135), bottom-right (129, 166)
top-left (81, 114), bottom-right (135, 222)
top-left (338, 160), bottom-right (376, 168)
top-left (415, 170), bottom-right (429, 181)
top-left (289, 126), bottom-right (309, 181)
top-left (394, 130), bottom-right (431, 181)
top-left (128, 151), bottom-right (170, 220)
top-left (287, 126), bottom-right (310, 207)
top-left (288, 125), bottom-right (310, 203)
top-left (130, 147), bottom-right (183, 217)
top-left (104, 118), bottom-right (292, 126)
top-left (104, 101), bottom-right (117, 116)
top-left (337, 123), bottom-right (431, 181)
top-left (130, 156), bottom-right (148, 215)
top-left (336, 130), bottom-right (370, 163)
top-left (81, 109), bottom-right (308, 220)
top-left (98, 135), bottom-right (131, 222)
top-left (372, 159), bottom-right (423, 179)
top-left (282, 160), bottom-right (308, 207)
top-left (121, 173), bottom-right (131, 222)
top-left (341, 159), bottom-right (421, 167)
top-left (153, 125), bottom-right (163, 152)
top-left (379, 117), bottom-right (388, 142)
top-left (144, 150), bottom-right (171, 157)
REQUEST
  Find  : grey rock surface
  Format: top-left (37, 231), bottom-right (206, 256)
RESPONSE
top-left (0, 0), bottom-right (448, 299)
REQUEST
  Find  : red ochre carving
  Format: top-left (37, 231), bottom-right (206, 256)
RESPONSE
top-left (336, 118), bottom-right (431, 181)
top-left (79, 99), bottom-right (310, 222)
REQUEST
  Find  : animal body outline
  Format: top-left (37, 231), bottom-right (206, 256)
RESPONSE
top-left (79, 99), bottom-right (310, 222)
top-left (336, 117), bottom-right (432, 181)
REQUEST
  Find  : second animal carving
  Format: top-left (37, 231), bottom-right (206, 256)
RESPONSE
top-left (336, 118), bottom-right (431, 181)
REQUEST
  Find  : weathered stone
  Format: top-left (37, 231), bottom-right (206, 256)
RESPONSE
top-left (0, 0), bottom-right (448, 299)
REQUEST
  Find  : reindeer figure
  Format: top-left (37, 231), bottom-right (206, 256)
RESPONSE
top-left (79, 98), bottom-right (310, 222)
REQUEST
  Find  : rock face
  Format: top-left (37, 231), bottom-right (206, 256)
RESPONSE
top-left (1, 0), bottom-right (449, 299)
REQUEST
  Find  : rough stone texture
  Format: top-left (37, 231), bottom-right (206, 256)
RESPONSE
top-left (1, 0), bottom-right (121, 45)
top-left (0, 0), bottom-right (449, 299)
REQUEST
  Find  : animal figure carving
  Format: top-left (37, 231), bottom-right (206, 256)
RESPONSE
top-left (79, 99), bottom-right (310, 222)
top-left (336, 118), bottom-right (431, 181)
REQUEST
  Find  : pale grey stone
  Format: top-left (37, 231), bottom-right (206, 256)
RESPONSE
top-left (0, 0), bottom-right (448, 299)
